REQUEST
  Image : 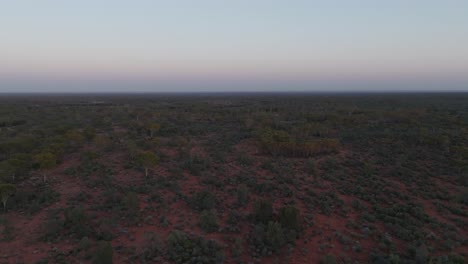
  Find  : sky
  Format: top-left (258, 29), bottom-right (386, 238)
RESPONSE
top-left (1, 0), bottom-right (467, 92)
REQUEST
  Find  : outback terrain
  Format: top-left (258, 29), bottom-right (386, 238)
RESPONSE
top-left (0, 93), bottom-right (467, 263)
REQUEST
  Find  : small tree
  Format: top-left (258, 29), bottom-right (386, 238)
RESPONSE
top-left (0, 184), bottom-right (16, 212)
top-left (66, 129), bottom-right (85, 149)
top-left (126, 140), bottom-right (139, 161)
top-left (146, 123), bottom-right (161, 138)
top-left (0, 154), bottom-right (31, 183)
top-left (137, 151), bottom-right (158, 178)
top-left (35, 152), bottom-right (57, 182)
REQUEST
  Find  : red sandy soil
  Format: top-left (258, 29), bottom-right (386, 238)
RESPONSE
top-left (1, 156), bottom-right (81, 263)
top-left (1, 139), bottom-right (467, 263)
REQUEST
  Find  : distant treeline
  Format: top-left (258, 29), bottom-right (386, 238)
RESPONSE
top-left (30, 102), bottom-right (115, 107)
top-left (0, 120), bottom-right (26, 127)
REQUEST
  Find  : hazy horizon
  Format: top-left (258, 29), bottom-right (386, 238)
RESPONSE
top-left (1, 1), bottom-right (467, 92)
top-left (1, 79), bottom-right (467, 94)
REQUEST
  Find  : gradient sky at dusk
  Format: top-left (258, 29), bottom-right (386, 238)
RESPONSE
top-left (1, 1), bottom-right (467, 92)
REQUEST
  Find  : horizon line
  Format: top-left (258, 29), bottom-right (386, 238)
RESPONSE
top-left (1, 90), bottom-right (468, 96)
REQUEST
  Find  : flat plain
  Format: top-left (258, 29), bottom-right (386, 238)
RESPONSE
top-left (0, 93), bottom-right (467, 263)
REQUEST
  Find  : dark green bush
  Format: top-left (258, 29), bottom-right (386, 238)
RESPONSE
top-left (92, 241), bottom-right (113, 264)
top-left (123, 192), bottom-right (139, 218)
top-left (190, 190), bottom-right (217, 211)
top-left (252, 199), bottom-right (273, 224)
top-left (167, 230), bottom-right (224, 264)
top-left (11, 185), bottom-right (60, 214)
top-left (250, 221), bottom-right (286, 255)
top-left (320, 254), bottom-right (337, 264)
top-left (264, 221), bottom-right (286, 252)
top-left (64, 206), bottom-right (93, 238)
top-left (235, 185), bottom-right (249, 206)
top-left (430, 253), bottom-right (465, 264)
top-left (141, 232), bottom-right (164, 260)
top-left (278, 206), bottom-right (302, 232)
top-left (0, 217), bottom-right (14, 241)
top-left (183, 154), bottom-right (211, 176)
top-left (198, 210), bottom-right (219, 233)
top-left (237, 152), bottom-right (253, 167)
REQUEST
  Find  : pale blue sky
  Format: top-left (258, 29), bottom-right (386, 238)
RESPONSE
top-left (1, 1), bottom-right (467, 92)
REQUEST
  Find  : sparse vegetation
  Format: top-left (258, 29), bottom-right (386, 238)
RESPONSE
top-left (0, 94), bottom-right (467, 263)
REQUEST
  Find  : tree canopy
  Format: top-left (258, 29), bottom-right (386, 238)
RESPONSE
top-left (35, 152), bottom-right (57, 182)
top-left (137, 151), bottom-right (158, 177)
top-left (0, 184), bottom-right (16, 212)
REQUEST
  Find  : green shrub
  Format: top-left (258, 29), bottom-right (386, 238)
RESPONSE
top-left (237, 152), bottom-right (253, 167)
top-left (42, 218), bottom-right (64, 241)
top-left (305, 159), bottom-right (317, 175)
top-left (278, 206), bottom-right (302, 232)
top-left (64, 206), bottom-right (93, 238)
top-left (264, 221), bottom-right (286, 252)
top-left (231, 237), bottom-right (244, 259)
top-left (430, 253), bottom-right (465, 264)
top-left (198, 210), bottom-right (219, 233)
top-left (78, 236), bottom-right (91, 252)
top-left (235, 185), bottom-right (249, 206)
top-left (256, 128), bottom-right (340, 157)
top-left (123, 192), bottom-right (139, 215)
top-left (190, 190), bottom-right (217, 211)
top-left (320, 254), bottom-right (337, 264)
top-left (183, 154), bottom-right (210, 176)
top-left (250, 221), bottom-right (286, 255)
top-left (12, 185), bottom-right (60, 214)
top-left (226, 210), bottom-right (242, 233)
top-left (0, 217), bottom-right (14, 241)
top-left (101, 188), bottom-right (123, 210)
top-left (141, 232), bottom-right (164, 260)
top-left (252, 199), bottom-right (273, 224)
top-left (167, 230), bottom-right (224, 264)
top-left (92, 241), bottom-right (113, 264)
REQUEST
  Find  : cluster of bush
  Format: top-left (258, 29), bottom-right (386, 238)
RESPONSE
top-left (248, 200), bottom-right (303, 256)
top-left (189, 190), bottom-right (217, 211)
top-left (373, 203), bottom-right (431, 242)
top-left (166, 230), bottom-right (224, 264)
top-left (256, 128), bottom-right (340, 158)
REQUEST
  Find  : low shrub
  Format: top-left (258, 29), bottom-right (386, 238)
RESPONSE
top-left (167, 230), bottom-right (224, 264)
top-left (190, 190), bottom-right (217, 211)
top-left (92, 241), bottom-right (113, 264)
top-left (278, 206), bottom-right (302, 232)
top-left (198, 210), bottom-right (219, 233)
top-left (252, 199), bottom-right (273, 224)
